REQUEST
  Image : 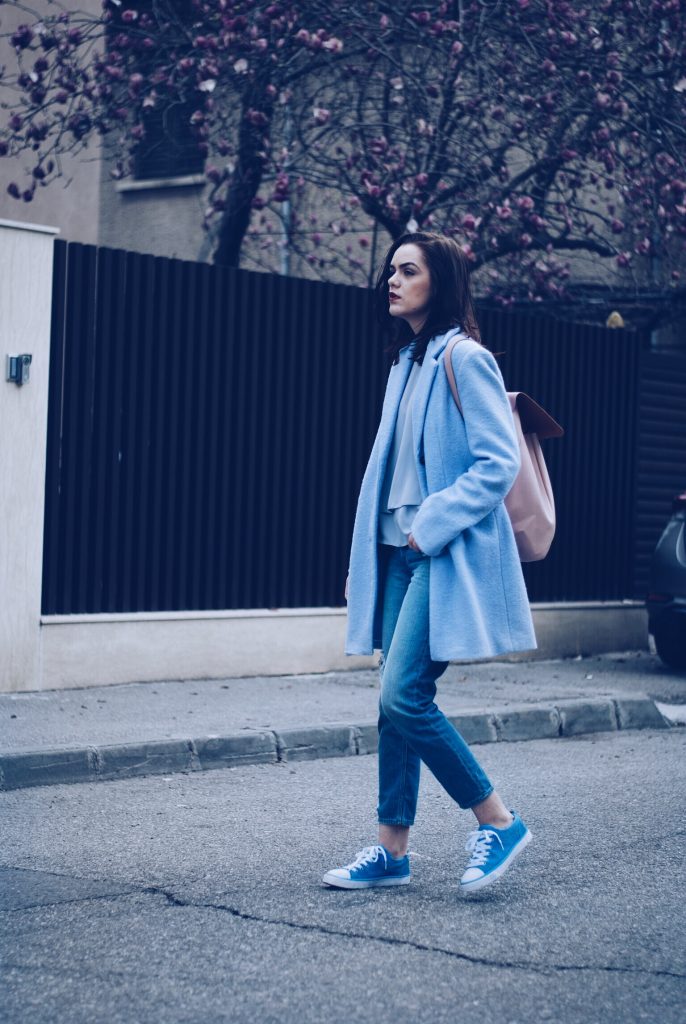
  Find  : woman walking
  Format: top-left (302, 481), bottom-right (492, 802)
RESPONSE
top-left (323, 231), bottom-right (537, 894)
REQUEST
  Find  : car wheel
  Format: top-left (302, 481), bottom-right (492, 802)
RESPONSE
top-left (653, 622), bottom-right (686, 671)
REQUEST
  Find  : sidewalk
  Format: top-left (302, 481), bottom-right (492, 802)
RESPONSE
top-left (1, 650), bottom-right (683, 791)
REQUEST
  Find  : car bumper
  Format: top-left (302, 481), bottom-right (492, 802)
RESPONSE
top-left (647, 597), bottom-right (686, 634)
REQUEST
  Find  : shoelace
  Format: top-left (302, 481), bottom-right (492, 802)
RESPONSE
top-left (464, 828), bottom-right (504, 868)
top-left (344, 845), bottom-right (388, 872)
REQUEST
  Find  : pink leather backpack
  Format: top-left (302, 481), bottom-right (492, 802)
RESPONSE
top-left (443, 334), bottom-right (564, 562)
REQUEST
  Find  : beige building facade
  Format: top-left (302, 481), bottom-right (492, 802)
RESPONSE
top-left (0, 0), bottom-right (102, 246)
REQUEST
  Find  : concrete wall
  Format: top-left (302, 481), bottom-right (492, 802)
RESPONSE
top-left (99, 172), bottom-right (211, 263)
top-left (0, 220), bottom-right (58, 692)
top-left (29, 602), bottom-right (647, 692)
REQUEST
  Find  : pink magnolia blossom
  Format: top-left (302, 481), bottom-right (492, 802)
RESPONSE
top-left (128, 73), bottom-right (144, 96)
top-left (245, 109), bottom-right (269, 127)
top-left (2, 0), bottom-right (683, 297)
top-left (11, 25), bottom-right (35, 50)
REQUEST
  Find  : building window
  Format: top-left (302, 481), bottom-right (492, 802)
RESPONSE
top-left (106, 0), bottom-right (204, 182)
top-left (133, 100), bottom-right (205, 181)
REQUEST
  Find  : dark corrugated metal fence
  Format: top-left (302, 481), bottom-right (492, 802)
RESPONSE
top-left (43, 241), bottom-right (382, 613)
top-left (43, 240), bottom-right (667, 614)
top-left (485, 308), bottom-right (643, 603)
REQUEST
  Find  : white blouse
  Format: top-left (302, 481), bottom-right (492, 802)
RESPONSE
top-left (378, 357), bottom-right (424, 546)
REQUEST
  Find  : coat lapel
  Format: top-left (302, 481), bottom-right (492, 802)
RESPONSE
top-left (372, 345), bottom-right (414, 492)
top-left (378, 345), bottom-right (414, 436)
top-left (411, 326), bottom-right (465, 465)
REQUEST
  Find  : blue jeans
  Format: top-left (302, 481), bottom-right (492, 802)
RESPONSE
top-left (376, 542), bottom-right (494, 826)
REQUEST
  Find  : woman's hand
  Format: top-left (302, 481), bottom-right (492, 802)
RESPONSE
top-left (407, 533), bottom-right (424, 554)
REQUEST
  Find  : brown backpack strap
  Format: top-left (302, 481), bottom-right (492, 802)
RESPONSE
top-left (443, 335), bottom-right (465, 415)
top-left (444, 337), bottom-right (565, 439)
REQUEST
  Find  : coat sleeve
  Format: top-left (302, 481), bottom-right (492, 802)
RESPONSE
top-left (410, 345), bottom-right (520, 557)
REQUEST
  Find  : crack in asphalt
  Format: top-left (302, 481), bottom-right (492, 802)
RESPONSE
top-left (1, 889), bottom-right (137, 913)
top-left (3, 865), bottom-right (683, 982)
top-left (143, 885), bottom-right (685, 981)
top-left (0, 864), bottom-right (138, 914)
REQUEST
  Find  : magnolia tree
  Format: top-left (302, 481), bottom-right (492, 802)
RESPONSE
top-left (1, 0), bottom-right (345, 266)
top-left (2, 0), bottom-right (685, 308)
top-left (272, 0), bottom-right (686, 304)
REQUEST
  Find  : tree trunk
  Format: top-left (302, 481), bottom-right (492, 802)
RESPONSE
top-left (212, 158), bottom-right (263, 267)
top-left (212, 87), bottom-right (274, 268)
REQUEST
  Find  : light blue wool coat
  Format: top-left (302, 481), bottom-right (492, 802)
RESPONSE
top-left (345, 326), bottom-right (538, 662)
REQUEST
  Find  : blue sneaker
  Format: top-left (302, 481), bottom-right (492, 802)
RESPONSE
top-left (459, 810), bottom-right (532, 893)
top-left (322, 844), bottom-right (411, 889)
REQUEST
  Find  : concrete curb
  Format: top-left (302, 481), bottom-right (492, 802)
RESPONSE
top-left (0, 697), bottom-right (672, 792)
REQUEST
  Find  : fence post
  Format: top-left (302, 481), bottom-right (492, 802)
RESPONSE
top-left (0, 220), bottom-right (58, 692)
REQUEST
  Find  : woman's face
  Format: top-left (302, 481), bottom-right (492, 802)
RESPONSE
top-left (387, 243), bottom-right (432, 333)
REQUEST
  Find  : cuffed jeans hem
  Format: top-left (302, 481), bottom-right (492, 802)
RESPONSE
top-left (458, 785), bottom-right (494, 811)
top-left (378, 818), bottom-right (414, 827)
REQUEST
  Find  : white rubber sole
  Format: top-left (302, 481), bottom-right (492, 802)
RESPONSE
top-left (459, 828), bottom-right (533, 894)
top-left (322, 872), bottom-right (411, 889)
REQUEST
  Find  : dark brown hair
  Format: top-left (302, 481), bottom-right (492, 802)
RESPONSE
top-left (375, 231), bottom-right (483, 365)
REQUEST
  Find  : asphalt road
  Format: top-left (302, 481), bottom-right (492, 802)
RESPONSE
top-left (2, 727), bottom-right (685, 1024)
